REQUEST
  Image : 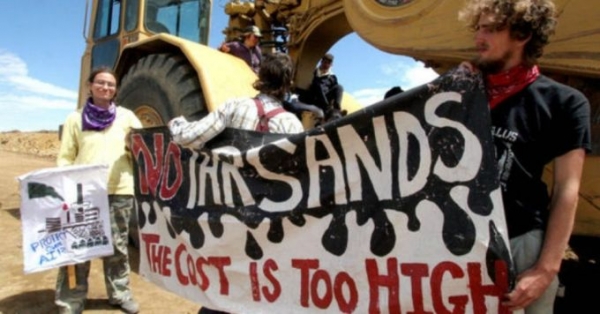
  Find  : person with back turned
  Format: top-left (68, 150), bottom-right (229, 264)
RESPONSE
top-left (169, 51), bottom-right (304, 314)
top-left (169, 52), bottom-right (303, 150)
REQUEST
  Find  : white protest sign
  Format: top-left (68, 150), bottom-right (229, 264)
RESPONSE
top-left (18, 164), bottom-right (113, 274)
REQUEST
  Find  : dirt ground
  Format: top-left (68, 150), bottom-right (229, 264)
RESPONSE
top-left (0, 131), bottom-right (200, 314)
top-left (0, 131), bottom-right (598, 313)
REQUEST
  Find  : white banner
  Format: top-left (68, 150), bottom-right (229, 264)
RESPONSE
top-left (18, 164), bottom-right (114, 274)
top-left (132, 69), bottom-right (516, 313)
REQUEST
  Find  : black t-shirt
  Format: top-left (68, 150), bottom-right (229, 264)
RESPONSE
top-left (490, 75), bottom-right (591, 238)
top-left (309, 70), bottom-right (339, 108)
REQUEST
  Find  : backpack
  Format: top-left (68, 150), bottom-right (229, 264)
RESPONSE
top-left (253, 98), bottom-right (287, 133)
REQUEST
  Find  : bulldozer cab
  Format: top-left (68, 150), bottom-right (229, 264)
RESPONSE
top-left (79, 0), bottom-right (211, 107)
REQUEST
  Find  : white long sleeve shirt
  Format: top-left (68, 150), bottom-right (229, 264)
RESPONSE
top-left (169, 94), bottom-right (304, 149)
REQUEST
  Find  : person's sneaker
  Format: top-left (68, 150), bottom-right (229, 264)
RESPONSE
top-left (110, 299), bottom-right (139, 314)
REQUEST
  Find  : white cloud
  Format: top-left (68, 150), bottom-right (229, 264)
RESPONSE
top-left (10, 76), bottom-right (79, 99)
top-left (0, 51), bottom-right (27, 77)
top-left (351, 58), bottom-right (440, 107)
top-left (0, 94), bottom-right (75, 110)
top-left (0, 49), bottom-right (77, 131)
top-left (381, 59), bottom-right (440, 90)
top-left (0, 50), bottom-right (78, 111)
top-left (352, 87), bottom-right (391, 107)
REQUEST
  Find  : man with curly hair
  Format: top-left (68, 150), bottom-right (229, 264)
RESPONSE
top-left (459, 1), bottom-right (591, 313)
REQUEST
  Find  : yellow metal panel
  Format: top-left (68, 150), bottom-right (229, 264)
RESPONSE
top-left (574, 156), bottom-right (600, 236)
top-left (543, 157), bottom-right (600, 237)
top-left (177, 40), bottom-right (259, 111)
top-left (120, 34), bottom-right (259, 112)
top-left (343, 0), bottom-right (600, 77)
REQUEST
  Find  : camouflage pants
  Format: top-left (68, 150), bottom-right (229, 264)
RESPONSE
top-left (55, 195), bottom-right (134, 314)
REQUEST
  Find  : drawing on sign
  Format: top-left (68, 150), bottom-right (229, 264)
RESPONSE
top-left (31, 182), bottom-right (109, 250)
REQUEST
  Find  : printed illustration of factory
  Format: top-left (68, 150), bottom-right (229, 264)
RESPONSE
top-left (30, 182), bottom-right (109, 250)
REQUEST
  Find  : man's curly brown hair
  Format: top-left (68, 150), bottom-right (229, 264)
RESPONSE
top-left (458, 0), bottom-right (558, 65)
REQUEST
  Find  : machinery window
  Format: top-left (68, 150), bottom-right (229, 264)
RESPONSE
top-left (125, 0), bottom-right (139, 32)
top-left (144, 0), bottom-right (210, 44)
top-left (93, 0), bottom-right (122, 39)
top-left (146, 0), bottom-right (170, 33)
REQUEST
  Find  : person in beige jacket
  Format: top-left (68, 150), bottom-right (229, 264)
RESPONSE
top-left (55, 66), bottom-right (142, 314)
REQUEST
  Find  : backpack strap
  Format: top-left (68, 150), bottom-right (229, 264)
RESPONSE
top-left (253, 97), bottom-right (287, 133)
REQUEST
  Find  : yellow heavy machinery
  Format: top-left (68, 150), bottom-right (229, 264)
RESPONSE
top-left (79, 0), bottom-right (599, 238)
top-left (78, 0), bottom-right (362, 128)
top-left (219, 0), bottom-right (600, 235)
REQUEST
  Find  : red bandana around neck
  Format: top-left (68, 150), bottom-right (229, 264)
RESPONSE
top-left (486, 64), bottom-right (540, 109)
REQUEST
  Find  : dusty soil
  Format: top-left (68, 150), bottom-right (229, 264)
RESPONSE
top-left (0, 131), bottom-right (200, 313)
top-left (0, 131), bottom-right (598, 313)
top-left (0, 131), bottom-right (61, 159)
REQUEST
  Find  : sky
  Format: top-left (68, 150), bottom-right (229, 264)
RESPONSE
top-left (0, 0), bottom-right (439, 132)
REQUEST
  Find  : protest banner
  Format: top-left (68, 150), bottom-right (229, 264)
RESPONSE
top-left (18, 164), bottom-right (113, 274)
top-left (131, 68), bottom-right (515, 313)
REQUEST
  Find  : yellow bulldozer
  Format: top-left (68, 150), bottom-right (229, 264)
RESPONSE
top-left (78, 0), bottom-right (599, 238)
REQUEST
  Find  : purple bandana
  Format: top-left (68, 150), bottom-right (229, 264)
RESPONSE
top-left (82, 98), bottom-right (116, 131)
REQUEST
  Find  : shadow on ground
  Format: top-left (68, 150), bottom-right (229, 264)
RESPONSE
top-left (554, 235), bottom-right (600, 313)
top-left (0, 289), bottom-right (55, 314)
top-left (6, 208), bottom-right (20, 220)
top-left (0, 289), bottom-right (118, 313)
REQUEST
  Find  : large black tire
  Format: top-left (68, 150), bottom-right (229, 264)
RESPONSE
top-left (117, 52), bottom-right (207, 127)
top-left (118, 53), bottom-right (206, 248)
